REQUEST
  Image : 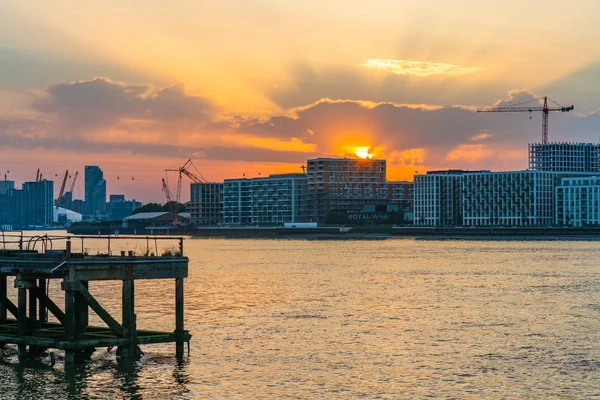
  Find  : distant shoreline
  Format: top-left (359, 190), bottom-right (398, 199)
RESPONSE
top-left (65, 225), bottom-right (600, 240)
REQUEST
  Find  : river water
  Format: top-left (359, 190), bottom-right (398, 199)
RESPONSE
top-left (1, 236), bottom-right (600, 398)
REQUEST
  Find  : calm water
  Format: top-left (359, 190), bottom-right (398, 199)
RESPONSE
top-left (1, 236), bottom-right (600, 398)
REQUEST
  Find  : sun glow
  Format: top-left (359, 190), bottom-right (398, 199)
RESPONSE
top-left (355, 146), bottom-right (373, 159)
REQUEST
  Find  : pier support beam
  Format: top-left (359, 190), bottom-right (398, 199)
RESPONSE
top-left (17, 283), bottom-right (27, 361)
top-left (175, 277), bottom-right (185, 358)
top-left (64, 282), bottom-right (75, 364)
top-left (117, 279), bottom-right (141, 359)
top-left (38, 279), bottom-right (47, 323)
top-left (27, 279), bottom-right (43, 356)
top-left (0, 276), bottom-right (6, 321)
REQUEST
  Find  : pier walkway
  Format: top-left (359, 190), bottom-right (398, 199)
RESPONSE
top-left (0, 232), bottom-right (191, 363)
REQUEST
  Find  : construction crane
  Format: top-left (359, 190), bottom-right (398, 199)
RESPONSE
top-left (477, 96), bottom-right (574, 144)
top-left (55, 170), bottom-right (69, 208)
top-left (161, 178), bottom-right (180, 225)
top-left (164, 159), bottom-right (218, 225)
top-left (65, 171), bottom-right (78, 209)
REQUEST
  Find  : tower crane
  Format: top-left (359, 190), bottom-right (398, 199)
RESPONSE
top-left (477, 96), bottom-right (574, 144)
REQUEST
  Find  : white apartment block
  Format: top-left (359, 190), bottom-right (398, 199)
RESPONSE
top-left (414, 171), bottom-right (465, 226)
top-left (223, 178), bottom-right (252, 225)
top-left (462, 171), bottom-right (557, 227)
top-left (250, 173), bottom-right (308, 225)
top-left (223, 174), bottom-right (308, 225)
top-left (529, 142), bottom-right (600, 172)
top-left (556, 176), bottom-right (600, 227)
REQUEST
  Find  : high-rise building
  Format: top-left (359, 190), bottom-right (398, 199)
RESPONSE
top-left (0, 180), bottom-right (14, 195)
top-left (529, 142), bottom-right (600, 172)
top-left (306, 158), bottom-right (387, 222)
top-left (84, 166), bottom-right (106, 216)
top-left (0, 180), bottom-right (15, 225)
top-left (190, 183), bottom-right (224, 225)
top-left (6, 180), bottom-right (54, 227)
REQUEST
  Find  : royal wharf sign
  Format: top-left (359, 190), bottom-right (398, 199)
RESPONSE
top-left (346, 212), bottom-right (391, 223)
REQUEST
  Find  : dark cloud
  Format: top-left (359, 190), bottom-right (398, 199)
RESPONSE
top-left (32, 77), bottom-right (215, 134)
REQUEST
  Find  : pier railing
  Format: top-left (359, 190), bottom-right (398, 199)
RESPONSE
top-left (0, 232), bottom-right (185, 257)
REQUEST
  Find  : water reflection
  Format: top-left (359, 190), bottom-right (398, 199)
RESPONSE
top-left (1, 237), bottom-right (600, 398)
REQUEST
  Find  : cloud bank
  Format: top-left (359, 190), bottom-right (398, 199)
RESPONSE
top-left (2, 78), bottom-right (600, 182)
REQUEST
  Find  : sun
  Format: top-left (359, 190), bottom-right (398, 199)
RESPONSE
top-left (354, 146), bottom-right (373, 159)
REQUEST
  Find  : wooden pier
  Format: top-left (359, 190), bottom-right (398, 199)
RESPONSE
top-left (0, 233), bottom-right (191, 364)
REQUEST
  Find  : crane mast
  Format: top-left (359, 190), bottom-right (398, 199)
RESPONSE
top-left (477, 96), bottom-right (574, 144)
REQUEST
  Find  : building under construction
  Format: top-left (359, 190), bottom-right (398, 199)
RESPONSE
top-left (529, 142), bottom-right (600, 172)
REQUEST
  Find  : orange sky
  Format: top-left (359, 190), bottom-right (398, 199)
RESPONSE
top-left (1, 1), bottom-right (600, 202)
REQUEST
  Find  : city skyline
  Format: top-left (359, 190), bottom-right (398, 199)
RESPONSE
top-left (2, 1), bottom-right (600, 203)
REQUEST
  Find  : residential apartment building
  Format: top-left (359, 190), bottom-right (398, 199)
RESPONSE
top-left (556, 176), bottom-right (600, 227)
top-left (387, 181), bottom-right (413, 202)
top-left (529, 142), bottom-right (600, 172)
top-left (189, 182), bottom-right (224, 225)
top-left (222, 174), bottom-right (308, 225)
top-left (223, 178), bottom-right (252, 225)
top-left (413, 170), bottom-right (468, 226)
top-left (306, 158), bottom-right (387, 222)
top-left (462, 171), bottom-right (557, 226)
top-left (250, 173), bottom-right (308, 225)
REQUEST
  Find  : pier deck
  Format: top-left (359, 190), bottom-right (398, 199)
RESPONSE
top-left (0, 233), bottom-right (191, 363)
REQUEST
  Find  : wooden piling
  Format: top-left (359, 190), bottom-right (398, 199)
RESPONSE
top-left (64, 279), bottom-right (75, 364)
top-left (0, 276), bottom-right (6, 320)
top-left (175, 277), bottom-right (184, 358)
top-left (38, 278), bottom-right (47, 323)
top-left (17, 282), bottom-right (27, 360)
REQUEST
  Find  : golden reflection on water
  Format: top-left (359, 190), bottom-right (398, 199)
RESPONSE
top-left (1, 238), bottom-right (600, 398)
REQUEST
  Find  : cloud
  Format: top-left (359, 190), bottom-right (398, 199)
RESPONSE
top-left (236, 91), bottom-right (600, 173)
top-left (360, 59), bottom-right (482, 77)
top-left (32, 77), bottom-right (215, 135)
top-left (267, 61), bottom-right (504, 110)
top-left (4, 78), bottom-right (600, 180)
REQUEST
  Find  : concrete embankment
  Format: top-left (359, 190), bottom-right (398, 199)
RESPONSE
top-left (67, 225), bottom-right (600, 239)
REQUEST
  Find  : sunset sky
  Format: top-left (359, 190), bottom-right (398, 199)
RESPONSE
top-left (1, 0), bottom-right (600, 203)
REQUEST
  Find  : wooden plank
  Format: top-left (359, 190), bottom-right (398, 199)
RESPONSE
top-left (76, 281), bottom-right (125, 338)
